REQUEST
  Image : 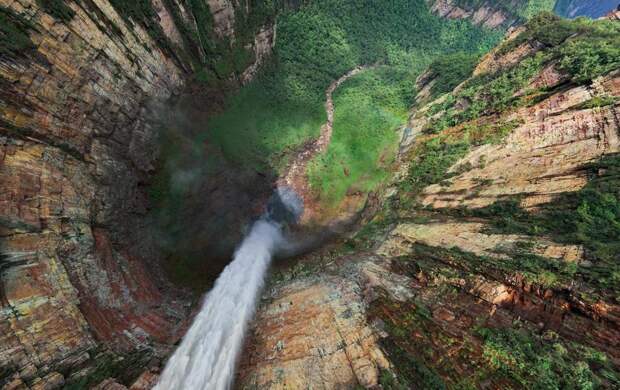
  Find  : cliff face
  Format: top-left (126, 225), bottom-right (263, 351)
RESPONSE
top-left (427, 0), bottom-right (546, 28)
top-left (2, 1), bottom-right (619, 389)
top-left (239, 14), bottom-right (620, 389)
top-left (0, 0), bottom-right (274, 388)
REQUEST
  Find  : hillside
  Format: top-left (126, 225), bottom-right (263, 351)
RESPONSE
top-left (238, 12), bottom-right (620, 389)
top-left (0, 0), bottom-right (619, 389)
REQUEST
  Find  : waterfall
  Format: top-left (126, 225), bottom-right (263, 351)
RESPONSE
top-left (155, 188), bottom-right (301, 390)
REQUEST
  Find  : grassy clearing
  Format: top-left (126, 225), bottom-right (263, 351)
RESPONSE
top-left (306, 66), bottom-right (413, 207)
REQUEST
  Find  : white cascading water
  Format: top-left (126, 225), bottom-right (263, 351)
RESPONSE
top-left (155, 219), bottom-right (282, 390)
top-left (155, 188), bottom-right (301, 390)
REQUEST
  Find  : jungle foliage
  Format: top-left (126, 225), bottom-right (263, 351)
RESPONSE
top-left (207, 0), bottom-right (503, 208)
top-left (476, 325), bottom-right (619, 389)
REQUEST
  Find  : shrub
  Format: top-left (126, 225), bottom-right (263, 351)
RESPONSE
top-left (404, 137), bottom-right (470, 194)
top-left (475, 326), bottom-right (616, 389)
top-left (0, 7), bottom-right (34, 58)
top-left (427, 52), bottom-right (480, 96)
top-left (470, 154), bottom-right (620, 300)
top-left (576, 96), bottom-right (618, 109)
top-left (207, 0), bottom-right (502, 188)
top-left (36, 0), bottom-right (75, 21)
top-left (558, 38), bottom-right (620, 83)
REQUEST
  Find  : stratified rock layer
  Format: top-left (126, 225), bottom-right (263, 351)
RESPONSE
top-left (238, 257), bottom-right (400, 389)
top-left (1, 0), bottom-right (184, 386)
top-left (420, 72), bottom-right (620, 210)
top-left (0, 0), bottom-right (273, 387)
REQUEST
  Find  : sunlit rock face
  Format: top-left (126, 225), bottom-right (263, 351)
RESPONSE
top-left (427, 0), bottom-right (536, 28)
top-left (428, 0), bottom-right (516, 28)
top-left (554, 0), bottom-right (619, 18)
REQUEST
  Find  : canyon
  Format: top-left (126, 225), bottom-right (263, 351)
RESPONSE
top-left (1, 0), bottom-right (619, 389)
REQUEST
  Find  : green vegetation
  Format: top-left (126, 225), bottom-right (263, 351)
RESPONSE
top-left (393, 15), bottom-right (620, 212)
top-left (207, 81), bottom-right (325, 171)
top-left (371, 252), bottom-right (619, 389)
top-left (104, 0), bottom-right (274, 75)
top-left (207, 0), bottom-right (502, 209)
top-left (107, 0), bottom-right (173, 52)
top-left (0, 7), bottom-right (34, 58)
top-left (426, 52), bottom-right (480, 97)
top-left (558, 36), bottom-right (620, 83)
top-left (378, 369), bottom-right (409, 390)
top-left (165, 0), bottom-right (278, 79)
top-left (375, 299), bottom-right (447, 390)
top-left (575, 95), bottom-right (618, 109)
top-left (498, 11), bottom-right (580, 54)
top-left (498, 12), bottom-right (620, 83)
top-left (476, 326), bottom-right (620, 389)
top-left (395, 118), bottom-right (520, 211)
top-left (382, 339), bottom-right (447, 390)
top-left (307, 66), bottom-right (413, 206)
top-left (398, 119), bottom-right (519, 203)
top-left (463, 119), bottom-right (523, 145)
top-left (402, 136), bottom-right (469, 194)
top-left (424, 53), bottom-right (545, 134)
top-left (408, 242), bottom-right (577, 291)
top-left (64, 350), bottom-right (149, 389)
top-left (36, 0), bottom-right (75, 21)
top-left (520, 0), bottom-right (557, 19)
top-left (424, 14), bottom-right (620, 136)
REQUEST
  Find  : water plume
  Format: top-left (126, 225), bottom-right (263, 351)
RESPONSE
top-left (154, 187), bottom-right (302, 390)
